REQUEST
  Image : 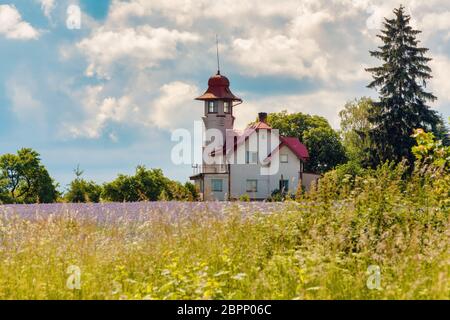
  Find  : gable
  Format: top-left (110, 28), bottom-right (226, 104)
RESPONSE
top-left (279, 145), bottom-right (300, 163)
top-left (280, 136), bottom-right (309, 160)
top-left (210, 126), bottom-right (309, 165)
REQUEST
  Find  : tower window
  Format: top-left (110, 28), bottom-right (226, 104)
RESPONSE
top-left (280, 154), bottom-right (288, 163)
top-left (208, 101), bottom-right (217, 113)
top-left (224, 101), bottom-right (230, 113)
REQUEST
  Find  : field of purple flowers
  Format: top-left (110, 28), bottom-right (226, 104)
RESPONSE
top-left (0, 131), bottom-right (448, 299)
top-left (0, 202), bottom-right (286, 222)
top-left (0, 188), bottom-right (448, 300)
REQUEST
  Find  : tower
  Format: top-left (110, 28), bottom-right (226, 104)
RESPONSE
top-left (195, 71), bottom-right (242, 142)
top-left (196, 35), bottom-right (241, 156)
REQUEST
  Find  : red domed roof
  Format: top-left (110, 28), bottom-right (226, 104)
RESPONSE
top-left (196, 72), bottom-right (242, 102)
top-left (208, 73), bottom-right (230, 87)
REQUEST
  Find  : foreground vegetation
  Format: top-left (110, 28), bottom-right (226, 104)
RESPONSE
top-left (0, 131), bottom-right (448, 300)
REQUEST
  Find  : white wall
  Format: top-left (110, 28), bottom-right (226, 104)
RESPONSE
top-left (269, 145), bottom-right (301, 195)
top-left (198, 128), bottom-right (310, 201)
top-left (203, 174), bottom-right (229, 201)
top-left (202, 100), bottom-right (234, 158)
top-left (229, 143), bottom-right (302, 200)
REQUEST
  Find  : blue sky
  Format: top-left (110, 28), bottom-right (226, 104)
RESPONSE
top-left (0, 0), bottom-right (449, 191)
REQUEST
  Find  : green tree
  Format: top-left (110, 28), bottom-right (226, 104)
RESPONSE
top-left (65, 166), bottom-right (102, 203)
top-left (366, 5), bottom-right (442, 167)
top-left (184, 182), bottom-right (200, 201)
top-left (434, 117), bottom-right (450, 146)
top-left (294, 181), bottom-right (303, 202)
top-left (339, 97), bottom-right (374, 164)
top-left (102, 174), bottom-right (138, 202)
top-left (165, 181), bottom-right (199, 201)
top-left (303, 127), bottom-right (347, 173)
top-left (412, 127), bottom-right (450, 171)
top-left (266, 111), bottom-right (347, 173)
top-left (0, 148), bottom-right (58, 203)
top-left (102, 166), bottom-right (197, 202)
top-left (266, 111), bottom-right (330, 139)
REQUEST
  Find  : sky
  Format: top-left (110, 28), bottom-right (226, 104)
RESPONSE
top-left (0, 0), bottom-right (449, 190)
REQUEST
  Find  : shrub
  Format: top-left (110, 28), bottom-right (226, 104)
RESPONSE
top-left (239, 194), bottom-right (250, 202)
top-left (102, 166), bottom-right (198, 202)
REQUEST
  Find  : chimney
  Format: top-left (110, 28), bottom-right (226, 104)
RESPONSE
top-left (258, 112), bottom-right (268, 123)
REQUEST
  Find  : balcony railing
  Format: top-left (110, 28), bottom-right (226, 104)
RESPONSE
top-left (192, 164), bottom-right (228, 175)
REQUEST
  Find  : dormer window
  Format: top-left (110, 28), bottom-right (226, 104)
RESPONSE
top-left (224, 101), bottom-right (230, 113)
top-left (208, 101), bottom-right (217, 113)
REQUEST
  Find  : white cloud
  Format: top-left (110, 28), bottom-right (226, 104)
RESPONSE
top-left (0, 5), bottom-right (39, 40)
top-left (63, 86), bottom-right (139, 139)
top-left (150, 81), bottom-right (200, 130)
top-left (100, 0), bottom-right (372, 83)
top-left (107, 1), bottom-right (146, 25)
top-left (38, 0), bottom-right (55, 18)
top-left (430, 55), bottom-right (450, 113)
top-left (419, 11), bottom-right (450, 39)
top-left (106, 0), bottom-right (297, 27)
top-left (77, 26), bottom-right (200, 78)
top-left (7, 81), bottom-right (43, 118)
top-left (234, 90), bottom-right (355, 129)
top-left (64, 0), bottom-right (449, 139)
top-left (227, 1), bottom-right (372, 83)
top-left (62, 81), bottom-right (200, 139)
top-left (231, 35), bottom-right (328, 80)
top-left (5, 70), bottom-right (50, 132)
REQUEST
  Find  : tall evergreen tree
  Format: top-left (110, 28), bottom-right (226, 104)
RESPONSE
top-left (366, 5), bottom-right (441, 167)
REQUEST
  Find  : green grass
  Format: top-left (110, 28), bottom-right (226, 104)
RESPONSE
top-left (0, 163), bottom-right (448, 300)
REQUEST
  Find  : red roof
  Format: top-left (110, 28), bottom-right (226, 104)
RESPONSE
top-left (245, 122), bottom-right (309, 161)
top-left (196, 72), bottom-right (242, 101)
top-left (249, 121), bottom-right (272, 130)
top-left (211, 126), bottom-right (309, 163)
top-left (206, 111), bottom-right (309, 162)
top-left (279, 136), bottom-right (309, 160)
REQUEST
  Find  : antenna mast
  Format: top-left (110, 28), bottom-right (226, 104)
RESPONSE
top-left (216, 34), bottom-right (220, 75)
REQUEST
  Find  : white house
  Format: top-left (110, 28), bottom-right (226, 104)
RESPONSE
top-left (190, 70), bottom-right (319, 201)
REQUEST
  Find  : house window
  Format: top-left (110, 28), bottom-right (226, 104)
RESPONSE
top-left (280, 154), bottom-right (288, 163)
top-left (246, 180), bottom-right (258, 192)
top-left (224, 101), bottom-right (230, 113)
top-left (211, 179), bottom-right (223, 192)
top-left (208, 101), bottom-right (217, 113)
top-left (279, 179), bottom-right (289, 191)
top-left (246, 151), bottom-right (258, 164)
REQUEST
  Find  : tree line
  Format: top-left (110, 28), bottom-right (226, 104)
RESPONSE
top-left (0, 152), bottom-right (198, 204)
